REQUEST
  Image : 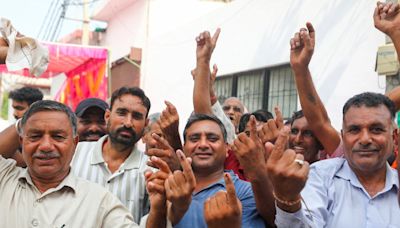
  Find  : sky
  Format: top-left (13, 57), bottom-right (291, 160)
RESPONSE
top-left (0, 0), bottom-right (105, 41)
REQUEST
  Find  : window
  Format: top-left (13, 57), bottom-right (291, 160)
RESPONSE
top-left (215, 64), bottom-right (297, 118)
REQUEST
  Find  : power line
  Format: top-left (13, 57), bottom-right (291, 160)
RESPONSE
top-left (50, 0), bottom-right (71, 41)
top-left (41, 0), bottom-right (63, 40)
top-left (44, 1), bottom-right (63, 41)
top-left (37, 0), bottom-right (56, 38)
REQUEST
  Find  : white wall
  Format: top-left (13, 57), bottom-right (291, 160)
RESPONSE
top-left (142, 0), bottom-right (386, 130)
top-left (100, 0), bottom-right (147, 62)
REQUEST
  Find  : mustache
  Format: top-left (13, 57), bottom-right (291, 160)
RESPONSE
top-left (82, 130), bottom-right (106, 138)
top-left (352, 145), bottom-right (380, 153)
top-left (32, 151), bottom-right (60, 159)
top-left (116, 127), bottom-right (136, 136)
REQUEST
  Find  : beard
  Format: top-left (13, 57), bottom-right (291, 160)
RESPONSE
top-left (108, 126), bottom-right (140, 148)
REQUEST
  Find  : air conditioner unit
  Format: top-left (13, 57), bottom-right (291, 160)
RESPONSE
top-left (376, 43), bottom-right (399, 76)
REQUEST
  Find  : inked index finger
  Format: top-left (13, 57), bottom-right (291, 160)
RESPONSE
top-left (176, 150), bottom-right (196, 186)
top-left (274, 106), bottom-right (283, 129)
top-left (269, 126), bottom-right (290, 161)
top-left (223, 173), bottom-right (238, 207)
top-left (248, 115), bottom-right (259, 141)
top-left (150, 156), bottom-right (172, 174)
top-left (152, 133), bottom-right (172, 150)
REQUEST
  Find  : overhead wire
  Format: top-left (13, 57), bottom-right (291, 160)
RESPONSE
top-left (50, 0), bottom-right (71, 41)
top-left (37, 0), bottom-right (56, 38)
top-left (43, 0), bottom-right (63, 40)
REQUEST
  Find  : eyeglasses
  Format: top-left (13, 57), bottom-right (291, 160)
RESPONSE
top-left (222, 105), bottom-right (242, 113)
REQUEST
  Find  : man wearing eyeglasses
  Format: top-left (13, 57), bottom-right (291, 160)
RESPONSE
top-left (222, 97), bottom-right (245, 134)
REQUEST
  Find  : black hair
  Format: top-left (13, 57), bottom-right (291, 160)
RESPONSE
top-left (238, 109), bottom-right (273, 133)
top-left (20, 100), bottom-right (77, 136)
top-left (290, 110), bottom-right (324, 150)
top-left (110, 87), bottom-right (151, 117)
top-left (291, 110), bottom-right (305, 127)
top-left (9, 87), bottom-right (43, 105)
top-left (342, 92), bottom-right (396, 120)
top-left (183, 113), bottom-right (227, 143)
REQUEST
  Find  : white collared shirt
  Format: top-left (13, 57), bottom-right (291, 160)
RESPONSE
top-left (0, 156), bottom-right (138, 228)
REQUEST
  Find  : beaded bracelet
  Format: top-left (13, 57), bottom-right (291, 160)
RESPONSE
top-left (273, 191), bottom-right (302, 206)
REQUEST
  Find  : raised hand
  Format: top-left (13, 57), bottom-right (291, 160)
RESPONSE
top-left (374, 1), bottom-right (400, 37)
top-left (266, 127), bottom-right (310, 212)
top-left (145, 156), bottom-right (171, 209)
top-left (233, 115), bottom-right (266, 181)
top-left (145, 132), bottom-right (181, 171)
top-left (144, 157), bottom-right (172, 227)
top-left (196, 28), bottom-right (221, 63)
top-left (258, 106), bottom-right (284, 144)
top-left (204, 173), bottom-right (242, 228)
top-left (290, 22), bottom-right (315, 70)
top-left (158, 100), bottom-right (183, 151)
top-left (165, 150), bottom-right (196, 225)
top-left (209, 64), bottom-right (218, 104)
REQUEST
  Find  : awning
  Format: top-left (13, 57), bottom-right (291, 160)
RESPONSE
top-left (0, 42), bottom-right (109, 109)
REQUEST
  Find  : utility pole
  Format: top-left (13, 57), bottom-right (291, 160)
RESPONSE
top-left (82, 0), bottom-right (90, 45)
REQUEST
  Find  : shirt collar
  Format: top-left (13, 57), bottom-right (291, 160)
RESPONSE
top-left (90, 135), bottom-right (143, 170)
top-left (122, 146), bottom-right (143, 170)
top-left (90, 135), bottom-right (108, 165)
top-left (195, 170), bottom-right (239, 195)
top-left (18, 168), bottom-right (77, 195)
top-left (336, 160), bottom-right (398, 194)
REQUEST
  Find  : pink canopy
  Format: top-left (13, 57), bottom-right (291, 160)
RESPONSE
top-left (0, 42), bottom-right (108, 109)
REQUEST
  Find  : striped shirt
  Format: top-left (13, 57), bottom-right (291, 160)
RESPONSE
top-left (71, 135), bottom-right (150, 224)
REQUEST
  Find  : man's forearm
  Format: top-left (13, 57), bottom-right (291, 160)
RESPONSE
top-left (292, 66), bottom-right (340, 154)
top-left (292, 66), bottom-right (330, 127)
top-left (0, 124), bottom-right (20, 158)
top-left (249, 172), bottom-right (276, 227)
top-left (193, 61), bottom-right (212, 114)
top-left (387, 33), bottom-right (400, 111)
top-left (0, 38), bottom-right (8, 64)
top-left (146, 207), bottom-right (167, 228)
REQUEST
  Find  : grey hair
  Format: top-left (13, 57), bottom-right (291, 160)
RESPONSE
top-left (144, 112), bottom-right (161, 133)
top-left (20, 100), bottom-right (77, 136)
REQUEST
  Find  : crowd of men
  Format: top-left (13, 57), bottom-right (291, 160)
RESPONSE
top-left (0, 2), bottom-right (399, 227)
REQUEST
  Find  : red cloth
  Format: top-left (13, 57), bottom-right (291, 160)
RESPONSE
top-left (392, 146), bottom-right (398, 169)
top-left (224, 149), bottom-right (248, 181)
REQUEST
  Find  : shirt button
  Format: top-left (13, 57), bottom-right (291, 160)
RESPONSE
top-left (31, 219), bottom-right (39, 226)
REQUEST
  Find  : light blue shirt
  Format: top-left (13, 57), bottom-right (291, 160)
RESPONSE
top-left (275, 158), bottom-right (400, 228)
top-left (174, 170), bottom-right (265, 228)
